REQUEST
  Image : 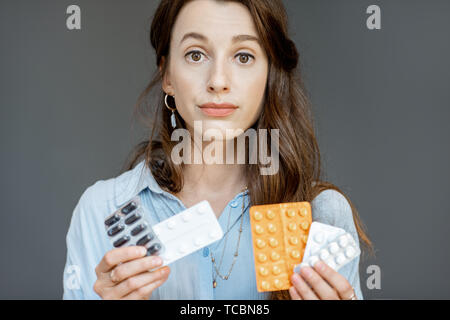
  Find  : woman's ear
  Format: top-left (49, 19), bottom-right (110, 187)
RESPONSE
top-left (159, 56), bottom-right (174, 95)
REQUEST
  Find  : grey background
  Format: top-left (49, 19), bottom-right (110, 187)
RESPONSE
top-left (0, 0), bottom-right (449, 299)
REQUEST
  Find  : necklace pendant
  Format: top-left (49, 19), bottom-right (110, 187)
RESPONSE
top-left (213, 280), bottom-right (217, 288)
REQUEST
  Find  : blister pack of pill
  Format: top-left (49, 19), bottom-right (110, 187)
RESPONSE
top-left (104, 197), bottom-right (224, 270)
top-left (249, 202), bottom-right (312, 292)
top-left (104, 196), bottom-right (166, 257)
top-left (293, 222), bottom-right (360, 273)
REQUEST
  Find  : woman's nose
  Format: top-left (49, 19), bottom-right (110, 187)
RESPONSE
top-left (207, 58), bottom-right (231, 94)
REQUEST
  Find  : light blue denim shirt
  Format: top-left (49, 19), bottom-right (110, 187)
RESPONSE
top-left (63, 159), bottom-right (363, 300)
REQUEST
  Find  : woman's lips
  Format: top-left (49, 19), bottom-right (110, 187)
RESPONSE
top-left (199, 102), bottom-right (238, 117)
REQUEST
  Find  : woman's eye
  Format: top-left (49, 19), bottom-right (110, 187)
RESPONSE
top-left (185, 50), bottom-right (254, 65)
top-left (236, 53), bottom-right (255, 65)
top-left (185, 50), bottom-right (204, 62)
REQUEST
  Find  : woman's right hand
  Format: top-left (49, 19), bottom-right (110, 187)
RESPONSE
top-left (93, 246), bottom-right (170, 300)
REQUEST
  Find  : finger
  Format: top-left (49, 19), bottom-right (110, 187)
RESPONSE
top-left (291, 272), bottom-right (319, 300)
top-left (110, 255), bottom-right (163, 283)
top-left (313, 261), bottom-right (355, 300)
top-left (289, 286), bottom-right (303, 300)
top-left (96, 246), bottom-right (147, 274)
top-left (299, 266), bottom-right (340, 300)
top-left (122, 276), bottom-right (168, 300)
top-left (111, 266), bottom-right (170, 298)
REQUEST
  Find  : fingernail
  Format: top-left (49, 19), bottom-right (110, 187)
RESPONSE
top-left (291, 273), bottom-right (300, 283)
top-left (140, 247), bottom-right (147, 256)
top-left (301, 267), bottom-right (312, 278)
top-left (315, 261), bottom-right (326, 272)
top-left (153, 257), bottom-right (162, 265)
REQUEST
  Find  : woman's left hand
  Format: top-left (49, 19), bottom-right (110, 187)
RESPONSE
top-left (289, 260), bottom-right (357, 300)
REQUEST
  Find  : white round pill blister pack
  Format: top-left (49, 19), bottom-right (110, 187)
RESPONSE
top-left (152, 200), bottom-right (224, 268)
top-left (293, 222), bottom-right (361, 273)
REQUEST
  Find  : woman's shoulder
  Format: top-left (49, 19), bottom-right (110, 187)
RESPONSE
top-left (310, 189), bottom-right (354, 229)
top-left (73, 160), bottom-right (149, 219)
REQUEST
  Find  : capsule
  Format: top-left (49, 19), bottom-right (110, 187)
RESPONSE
top-left (113, 235), bottom-right (130, 247)
top-left (147, 243), bottom-right (162, 255)
top-left (121, 201), bottom-right (137, 215)
top-left (104, 214), bottom-right (120, 227)
top-left (131, 223), bottom-right (147, 236)
top-left (137, 233), bottom-right (155, 246)
top-left (125, 212), bottom-right (141, 225)
top-left (107, 224), bottom-right (124, 237)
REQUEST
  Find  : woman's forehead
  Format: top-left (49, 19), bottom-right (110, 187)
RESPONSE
top-left (172, 0), bottom-right (258, 43)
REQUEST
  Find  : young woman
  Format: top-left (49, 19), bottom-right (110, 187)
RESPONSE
top-left (63, 0), bottom-right (373, 300)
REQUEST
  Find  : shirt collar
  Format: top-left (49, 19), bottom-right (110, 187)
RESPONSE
top-left (113, 159), bottom-right (165, 207)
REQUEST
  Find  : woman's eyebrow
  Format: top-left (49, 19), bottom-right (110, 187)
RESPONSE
top-left (179, 32), bottom-right (261, 47)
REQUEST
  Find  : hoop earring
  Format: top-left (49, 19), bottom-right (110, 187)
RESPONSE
top-left (165, 93), bottom-right (177, 128)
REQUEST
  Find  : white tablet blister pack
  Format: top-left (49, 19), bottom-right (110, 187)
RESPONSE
top-left (293, 222), bottom-right (360, 273)
top-left (104, 197), bottom-right (223, 269)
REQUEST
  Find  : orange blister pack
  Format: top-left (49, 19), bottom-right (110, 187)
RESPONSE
top-left (249, 202), bottom-right (312, 292)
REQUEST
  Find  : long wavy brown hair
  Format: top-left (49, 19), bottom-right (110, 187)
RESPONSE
top-left (123, 0), bottom-right (374, 300)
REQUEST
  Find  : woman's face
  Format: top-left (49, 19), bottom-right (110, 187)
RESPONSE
top-left (161, 0), bottom-right (269, 140)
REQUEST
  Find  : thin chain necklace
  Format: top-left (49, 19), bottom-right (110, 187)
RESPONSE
top-left (211, 186), bottom-right (248, 289)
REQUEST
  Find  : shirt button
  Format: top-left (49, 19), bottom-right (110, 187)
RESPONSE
top-left (203, 247), bottom-right (209, 257)
top-left (230, 201), bottom-right (238, 208)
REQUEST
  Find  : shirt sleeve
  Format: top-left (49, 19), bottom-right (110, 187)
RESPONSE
top-left (310, 189), bottom-right (364, 300)
top-left (62, 184), bottom-right (104, 300)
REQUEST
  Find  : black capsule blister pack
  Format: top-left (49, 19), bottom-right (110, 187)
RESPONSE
top-left (104, 196), bottom-right (165, 257)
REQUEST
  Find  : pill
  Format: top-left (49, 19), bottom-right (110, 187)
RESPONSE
top-left (271, 252), bottom-right (280, 261)
top-left (269, 238), bottom-right (278, 247)
top-left (299, 207), bottom-right (308, 217)
top-left (105, 214), bottom-right (120, 227)
top-left (259, 267), bottom-right (269, 276)
top-left (113, 235), bottom-right (130, 248)
top-left (258, 253), bottom-right (268, 263)
top-left (147, 243), bottom-right (162, 255)
top-left (268, 223), bottom-right (276, 233)
top-left (256, 239), bottom-right (266, 249)
top-left (254, 211), bottom-right (263, 221)
top-left (300, 221), bottom-right (310, 230)
top-left (107, 224), bottom-right (124, 237)
top-left (286, 209), bottom-right (296, 217)
top-left (261, 281), bottom-right (270, 290)
top-left (329, 242), bottom-right (339, 254)
top-left (289, 237), bottom-right (299, 245)
top-left (167, 220), bottom-right (176, 229)
top-left (136, 233), bottom-right (154, 246)
top-left (182, 212), bottom-right (192, 222)
top-left (130, 223), bottom-right (147, 236)
top-left (197, 205), bottom-right (207, 215)
top-left (121, 201), bottom-right (137, 215)
top-left (301, 234), bottom-right (308, 244)
top-left (319, 249), bottom-right (330, 260)
top-left (338, 235), bottom-right (349, 247)
top-left (290, 250), bottom-right (300, 259)
top-left (272, 266), bottom-right (282, 275)
top-left (255, 225), bottom-right (264, 234)
top-left (266, 210), bottom-right (275, 219)
top-left (336, 253), bottom-right (346, 265)
top-left (125, 212), bottom-right (141, 225)
top-left (288, 222), bottom-right (297, 232)
top-left (314, 232), bottom-right (324, 244)
top-left (345, 246), bottom-right (355, 258)
top-left (325, 258), bottom-right (337, 270)
top-left (274, 279), bottom-right (283, 289)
